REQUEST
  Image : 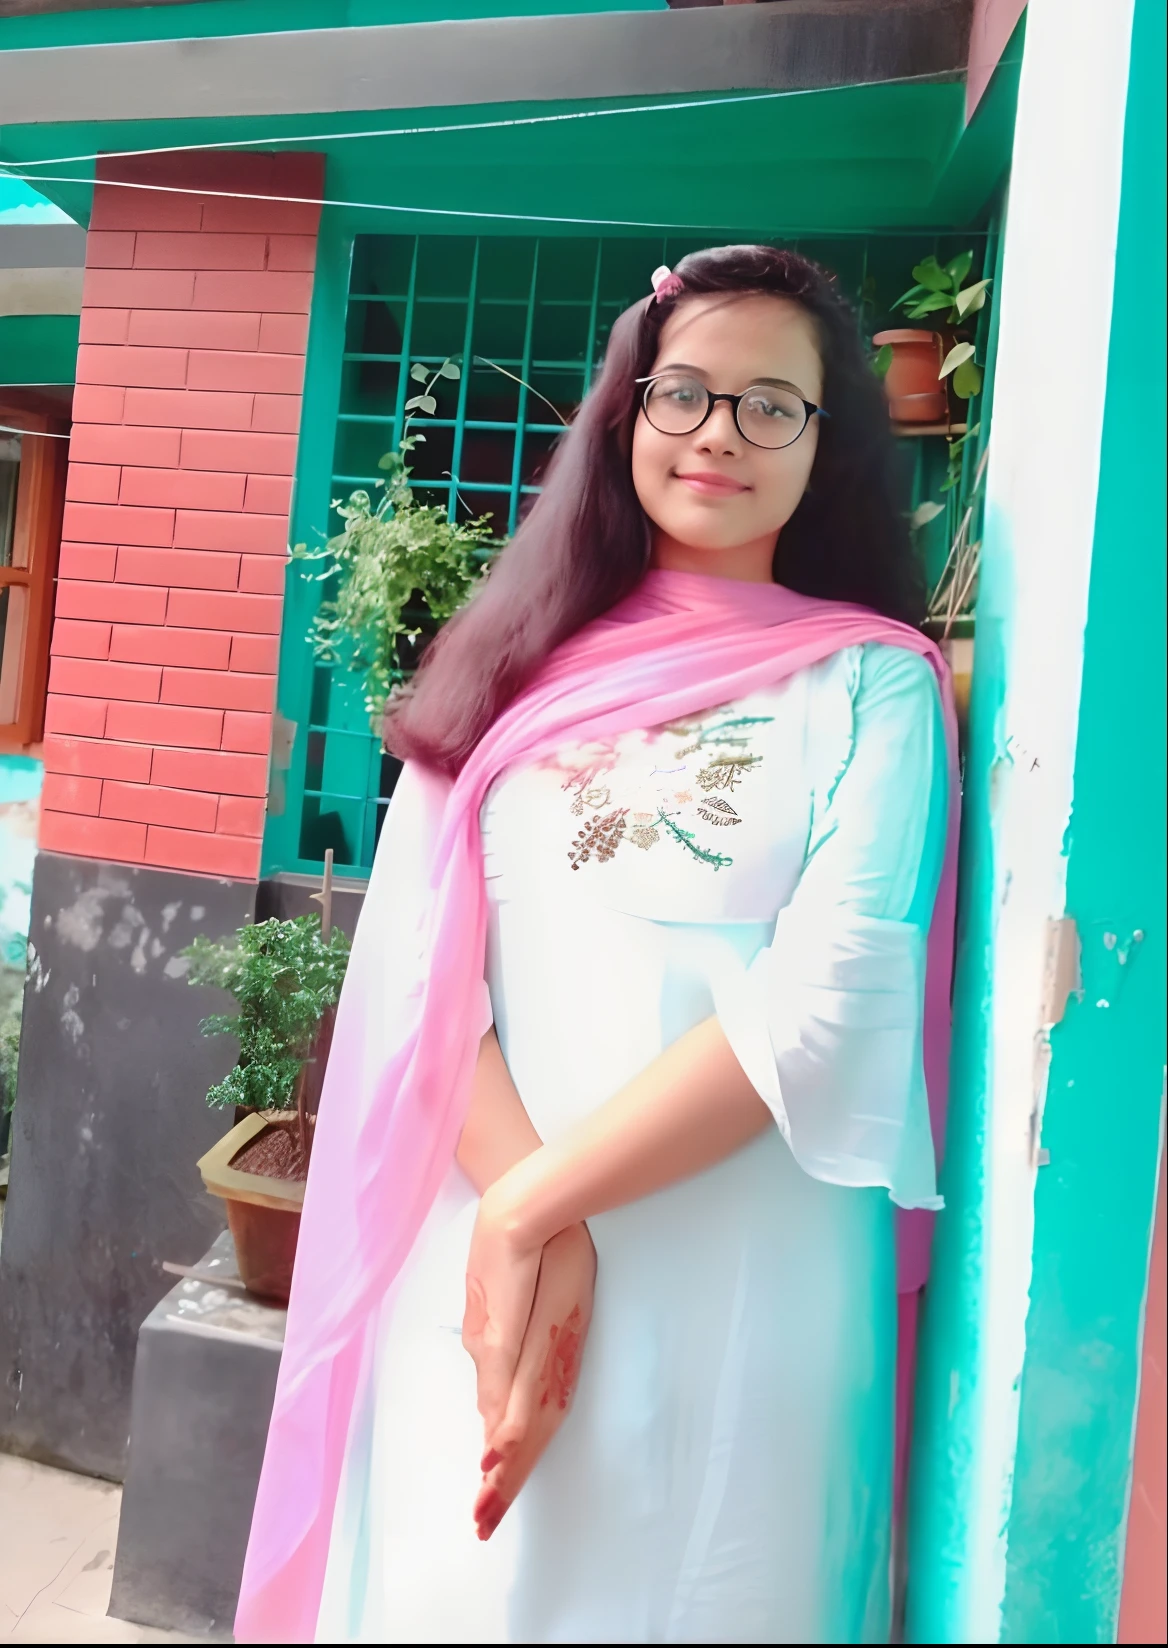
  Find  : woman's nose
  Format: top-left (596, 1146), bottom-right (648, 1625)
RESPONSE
top-left (695, 400), bottom-right (741, 452)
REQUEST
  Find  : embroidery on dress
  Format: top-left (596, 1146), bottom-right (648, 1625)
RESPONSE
top-left (568, 808), bottom-right (628, 870)
top-left (554, 707), bottom-right (773, 872)
top-left (696, 796), bottom-right (741, 826)
top-left (628, 812), bottom-right (660, 851)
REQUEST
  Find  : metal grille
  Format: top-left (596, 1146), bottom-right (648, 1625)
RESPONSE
top-left (280, 230), bottom-right (994, 876)
top-left (297, 233), bottom-right (731, 872)
top-left (333, 235), bottom-right (729, 529)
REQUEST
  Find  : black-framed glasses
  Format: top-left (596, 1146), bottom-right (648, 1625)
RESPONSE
top-left (637, 372), bottom-right (829, 451)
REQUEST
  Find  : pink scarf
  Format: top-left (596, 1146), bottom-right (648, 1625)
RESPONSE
top-left (235, 568), bottom-right (959, 1643)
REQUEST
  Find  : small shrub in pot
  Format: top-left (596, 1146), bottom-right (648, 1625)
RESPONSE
top-left (183, 914), bottom-right (350, 1303)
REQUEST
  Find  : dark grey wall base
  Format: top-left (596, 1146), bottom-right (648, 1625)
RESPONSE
top-left (0, 855), bottom-right (368, 1482)
top-left (0, 851), bottom-right (255, 1479)
top-left (110, 1231), bottom-right (285, 1642)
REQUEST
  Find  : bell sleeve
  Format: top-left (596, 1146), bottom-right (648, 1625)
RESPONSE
top-left (712, 644), bottom-right (950, 1210)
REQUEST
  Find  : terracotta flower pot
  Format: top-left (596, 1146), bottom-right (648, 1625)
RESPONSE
top-left (873, 329), bottom-right (950, 424)
top-left (197, 1112), bottom-right (306, 1305)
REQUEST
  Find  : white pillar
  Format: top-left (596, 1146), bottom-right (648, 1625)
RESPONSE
top-left (967, 0), bottom-right (1135, 1637)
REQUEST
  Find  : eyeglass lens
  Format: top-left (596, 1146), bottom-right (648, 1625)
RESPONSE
top-left (643, 373), bottom-right (809, 449)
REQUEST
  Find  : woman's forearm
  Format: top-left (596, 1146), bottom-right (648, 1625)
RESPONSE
top-left (488, 1016), bottom-right (771, 1247)
top-left (456, 1027), bottom-right (544, 1194)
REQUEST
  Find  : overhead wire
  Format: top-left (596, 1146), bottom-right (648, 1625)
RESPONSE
top-left (0, 169), bottom-right (992, 235)
top-left (0, 54), bottom-right (1019, 235)
top-left (2, 69), bottom-right (986, 173)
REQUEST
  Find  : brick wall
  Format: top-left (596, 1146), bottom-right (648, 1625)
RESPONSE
top-left (41, 151), bottom-right (323, 881)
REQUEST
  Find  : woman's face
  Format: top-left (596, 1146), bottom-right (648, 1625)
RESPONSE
top-left (631, 293), bottom-right (824, 583)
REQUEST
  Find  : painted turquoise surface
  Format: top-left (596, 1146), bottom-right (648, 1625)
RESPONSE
top-left (0, 179), bottom-right (71, 224)
top-left (1000, 2), bottom-right (1167, 1640)
top-left (2, 83), bottom-right (975, 240)
top-left (0, 0), bottom-right (666, 52)
top-left (0, 755), bottom-right (41, 974)
top-left (264, 211), bottom-right (353, 877)
top-left (0, 316), bottom-right (80, 386)
top-left (903, 241), bottom-right (1012, 1645)
top-left (0, 23), bottom-right (1021, 240)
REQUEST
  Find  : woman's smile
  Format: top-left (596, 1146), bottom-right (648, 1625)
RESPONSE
top-left (673, 468), bottom-right (752, 497)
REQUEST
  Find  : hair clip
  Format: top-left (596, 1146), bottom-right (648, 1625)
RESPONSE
top-left (650, 265), bottom-right (685, 303)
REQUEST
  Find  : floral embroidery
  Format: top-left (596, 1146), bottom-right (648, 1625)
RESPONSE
top-left (628, 812), bottom-right (660, 851)
top-left (563, 764), bottom-right (615, 816)
top-left (655, 812), bottom-right (733, 869)
top-left (696, 796), bottom-right (740, 826)
top-left (557, 707), bottom-right (772, 872)
top-left (696, 753), bottom-right (760, 793)
top-left (568, 808), bottom-right (628, 870)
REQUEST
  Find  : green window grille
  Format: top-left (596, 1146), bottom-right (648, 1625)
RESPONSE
top-left (270, 229), bottom-right (997, 879)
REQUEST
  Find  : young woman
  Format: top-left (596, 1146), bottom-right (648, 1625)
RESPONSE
top-left (236, 245), bottom-right (957, 1646)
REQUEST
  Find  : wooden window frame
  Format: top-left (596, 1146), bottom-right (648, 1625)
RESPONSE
top-left (0, 405), bottom-right (68, 753)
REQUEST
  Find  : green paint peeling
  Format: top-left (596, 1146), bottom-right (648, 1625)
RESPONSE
top-left (1000, 3), bottom-right (1167, 1639)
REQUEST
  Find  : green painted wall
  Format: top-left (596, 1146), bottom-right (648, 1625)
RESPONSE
top-left (265, 210), bottom-right (353, 868)
top-left (1, 56), bottom-right (1019, 239)
top-left (903, 186), bottom-right (1011, 1647)
top-left (1000, 3), bottom-right (1167, 1639)
top-left (0, 314), bottom-right (79, 385)
top-left (0, 0), bottom-right (664, 52)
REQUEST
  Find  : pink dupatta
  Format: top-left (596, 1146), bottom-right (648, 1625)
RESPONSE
top-left (235, 569), bottom-right (959, 1642)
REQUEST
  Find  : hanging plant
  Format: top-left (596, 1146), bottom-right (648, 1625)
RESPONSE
top-left (292, 359), bottom-right (497, 733)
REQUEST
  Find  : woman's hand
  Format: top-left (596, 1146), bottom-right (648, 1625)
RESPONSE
top-left (461, 1178), bottom-right (545, 1441)
top-left (474, 1221), bottom-right (596, 1541)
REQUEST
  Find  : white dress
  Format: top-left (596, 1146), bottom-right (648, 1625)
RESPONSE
top-left (316, 643), bottom-right (948, 1646)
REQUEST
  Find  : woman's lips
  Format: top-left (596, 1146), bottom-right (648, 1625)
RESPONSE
top-left (673, 471), bottom-right (749, 497)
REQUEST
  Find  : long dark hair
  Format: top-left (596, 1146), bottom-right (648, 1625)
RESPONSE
top-left (387, 243), bottom-right (923, 775)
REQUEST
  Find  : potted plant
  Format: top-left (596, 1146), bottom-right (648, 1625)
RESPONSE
top-left (182, 881), bottom-right (350, 1304)
top-left (873, 252), bottom-right (990, 424)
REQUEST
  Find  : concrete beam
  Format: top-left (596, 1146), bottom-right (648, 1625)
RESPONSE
top-left (0, 1), bottom-right (971, 127)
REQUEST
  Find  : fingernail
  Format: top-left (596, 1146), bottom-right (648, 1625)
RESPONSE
top-left (481, 1448), bottom-right (502, 1473)
top-left (475, 1488), bottom-right (507, 1541)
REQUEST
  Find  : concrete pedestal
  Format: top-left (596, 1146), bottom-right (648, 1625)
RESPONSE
top-left (110, 1231), bottom-right (284, 1641)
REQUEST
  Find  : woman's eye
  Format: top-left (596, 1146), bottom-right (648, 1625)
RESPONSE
top-left (744, 391), bottom-right (795, 419)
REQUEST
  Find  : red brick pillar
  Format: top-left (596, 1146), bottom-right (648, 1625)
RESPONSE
top-left (41, 151), bottom-right (324, 881)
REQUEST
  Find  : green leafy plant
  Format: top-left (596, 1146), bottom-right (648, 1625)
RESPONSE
top-left (941, 421), bottom-right (981, 494)
top-left (856, 272), bottom-right (894, 380)
top-left (0, 1013), bottom-right (20, 1119)
top-left (893, 252), bottom-right (990, 399)
top-left (293, 358), bottom-right (497, 732)
top-left (182, 916), bottom-right (350, 1112)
